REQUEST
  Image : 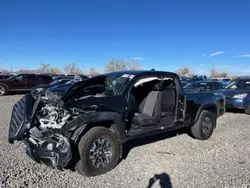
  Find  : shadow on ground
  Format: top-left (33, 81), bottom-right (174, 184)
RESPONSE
top-left (147, 173), bottom-right (173, 188)
top-left (6, 91), bottom-right (29, 96)
top-left (226, 108), bottom-right (245, 114)
top-left (122, 128), bottom-right (188, 159)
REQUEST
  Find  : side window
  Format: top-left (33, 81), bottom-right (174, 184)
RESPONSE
top-left (26, 75), bottom-right (36, 80)
top-left (205, 83), bottom-right (212, 90)
top-left (214, 82), bottom-right (223, 89)
top-left (37, 75), bottom-right (50, 81)
top-left (37, 75), bottom-right (43, 80)
top-left (15, 75), bottom-right (24, 81)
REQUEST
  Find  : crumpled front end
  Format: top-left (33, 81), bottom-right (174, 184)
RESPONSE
top-left (8, 85), bottom-right (114, 169)
top-left (22, 129), bottom-right (72, 169)
top-left (8, 92), bottom-right (73, 169)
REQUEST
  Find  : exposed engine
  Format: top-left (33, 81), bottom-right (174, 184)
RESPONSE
top-left (36, 105), bottom-right (82, 129)
top-left (31, 85), bottom-right (107, 130)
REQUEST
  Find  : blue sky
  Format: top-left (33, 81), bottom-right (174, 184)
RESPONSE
top-left (0, 0), bottom-right (250, 75)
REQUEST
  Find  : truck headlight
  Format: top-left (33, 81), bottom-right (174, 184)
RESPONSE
top-left (233, 93), bottom-right (248, 99)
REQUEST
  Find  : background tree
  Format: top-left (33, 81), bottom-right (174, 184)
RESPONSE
top-left (50, 67), bottom-right (62, 74)
top-left (38, 63), bottom-right (61, 74)
top-left (176, 67), bottom-right (193, 76)
top-left (63, 62), bottom-right (82, 74)
top-left (0, 68), bottom-right (10, 73)
top-left (210, 65), bottom-right (228, 78)
top-left (104, 58), bottom-right (142, 73)
top-left (210, 65), bottom-right (217, 77)
top-left (38, 63), bottom-right (51, 73)
top-left (126, 59), bottom-right (142, 70)
top-left (87, 67), bottom-right (100, 76)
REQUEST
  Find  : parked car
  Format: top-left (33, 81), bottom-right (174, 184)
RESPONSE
top-left (180, 76), bottom-right (193, 82)
top-left (197, 75), bottom-right (207, 80)
top-left (192, 75), bottom-right (207, 81)
top-left (210, 78), bottom-right (232, 87)
top-left (8, 70), bottom-right (225, 176)
top-left (47, 75), bottom-right (90, 93)
top-left (36, 78), bottom-right (73, 89)
top-left (0, 74), bottom-right (53, 96)
top-left (183, 80), bottom-right (224, 93)
top-left (220, 78), bottom-right (232, 86)
top-left (52, 75), bottom-right (76, 81)
top-left (181, 81), bottom-right (189, 87)
top-left (219, 77), bottom-right (250, 114)
top-left (31, 78), bottom-right (74, 95)
top-left (47, 78), bottom-right (82, 93)
top-left (0, 74), bottom-right (14, 80)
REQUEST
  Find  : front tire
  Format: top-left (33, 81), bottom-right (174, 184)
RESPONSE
top-left (190, 110), bottom-right (215, 140)
top-left (75, 127), bottom-right (120, 177)
top-left (0, 85), bottom-right (7, 96)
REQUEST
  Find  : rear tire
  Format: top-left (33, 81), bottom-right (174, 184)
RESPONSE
top-left (0, 85), bottom-right (7, 96)
top-left (75, 127), bottom-right (120, 177)
top-left (189, 110), bottom-right (215, 140)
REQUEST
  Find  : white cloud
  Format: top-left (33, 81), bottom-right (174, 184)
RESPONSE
top-left (209, 51), bottom-right (224, 57)
top-left (232, 54), bottom-right (250, 58)
top-left (202, 53), bottom-right (207, 56)
top-left (198, 64), bottom-right (204, 67)
top-left (129, 57), bottom-right (145, 60)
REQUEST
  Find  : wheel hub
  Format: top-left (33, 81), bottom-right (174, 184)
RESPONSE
top-left (89, 138), bottom-right (113, 168)
top-left (0, 86), bottom-right (5, 94)
top-left (202, 115), bottom-right (212, 136)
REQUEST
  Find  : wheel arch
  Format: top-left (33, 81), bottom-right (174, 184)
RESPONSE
top-left (0, 83), bottom-right (8, 90)
top-left (194, 104), bottom-right (217, 127)
top-left (71, 111), bottom-right (126, 157)
top-left (0, 84), bottom-right (8, 95)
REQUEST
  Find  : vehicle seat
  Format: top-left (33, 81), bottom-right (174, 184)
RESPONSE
top-left (132, 83), bottom-right (164, 126)
top-left (161, 82), bottom-right (175, 117)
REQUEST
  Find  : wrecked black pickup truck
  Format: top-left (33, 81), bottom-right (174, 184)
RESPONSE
top-left (8, 70), bottom-right (225, 177)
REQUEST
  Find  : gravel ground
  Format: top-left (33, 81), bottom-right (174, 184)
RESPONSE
top-left (0, 95), bottom-right (249, 188)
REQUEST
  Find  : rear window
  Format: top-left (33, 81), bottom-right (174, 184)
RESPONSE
top-left (26, 75), bottom-right (36, 80)
top-left (37, 75), bottom-right (52, 81)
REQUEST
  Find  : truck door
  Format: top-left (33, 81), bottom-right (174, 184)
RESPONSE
top-left (177, 95), bottom-right (187, 121)
top-left (174, 77), bottom-right (187, 122)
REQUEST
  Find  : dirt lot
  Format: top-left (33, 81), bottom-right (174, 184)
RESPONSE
top-left (0, 95), bottom-right (249, 188)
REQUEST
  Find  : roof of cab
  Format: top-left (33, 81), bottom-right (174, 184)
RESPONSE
top-left (103, 70), bottom-right (178, 77)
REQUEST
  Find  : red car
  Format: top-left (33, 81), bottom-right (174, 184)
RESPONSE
top-left (0, 74), bottom-right (53, 96)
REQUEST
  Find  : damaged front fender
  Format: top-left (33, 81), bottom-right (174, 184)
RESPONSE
top-left (69, 111), bottom-right (126, 142)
